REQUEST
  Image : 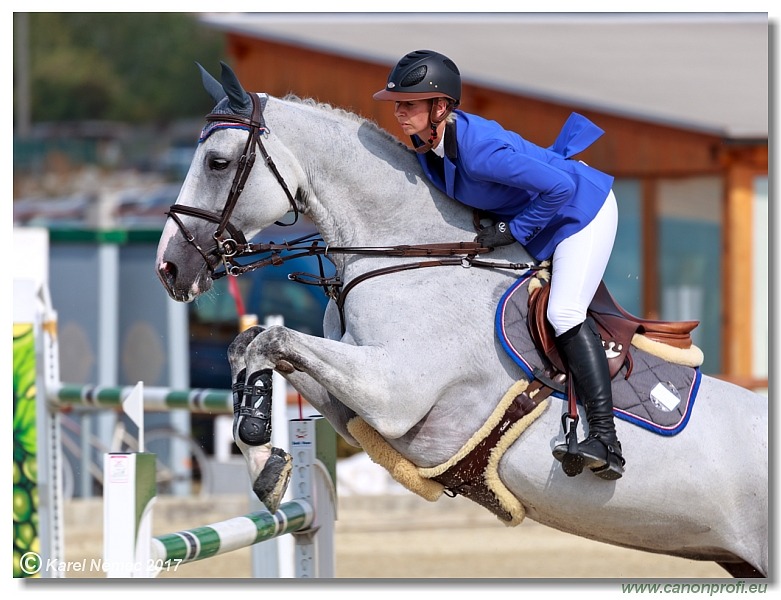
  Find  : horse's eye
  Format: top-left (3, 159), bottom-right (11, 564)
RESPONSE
top-left (210, 158), bottom-right (230, 171)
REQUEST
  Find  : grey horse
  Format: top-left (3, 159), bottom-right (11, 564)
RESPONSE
top-left (156, 63), bottom-right (767, 578)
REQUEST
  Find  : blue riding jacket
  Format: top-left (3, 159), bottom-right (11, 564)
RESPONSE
top-left (413, 111), bottom-right (615, 261)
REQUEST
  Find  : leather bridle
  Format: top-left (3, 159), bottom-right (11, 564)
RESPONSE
top-left (166, 92), bottom-right (300, 278)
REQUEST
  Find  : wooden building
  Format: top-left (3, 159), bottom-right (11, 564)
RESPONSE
top-left (201, 13), bottom-right (768, 389)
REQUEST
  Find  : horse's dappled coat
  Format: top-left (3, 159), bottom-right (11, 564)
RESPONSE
top-left (155, 63), bottom-right (768, 578)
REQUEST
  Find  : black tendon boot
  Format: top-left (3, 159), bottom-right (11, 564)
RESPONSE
top-left (552, 319), bottom-right (625, 480)
top-left (234, 369), bottom-right (273, 446)
top-left (233, 368), bottom-right (292, 512)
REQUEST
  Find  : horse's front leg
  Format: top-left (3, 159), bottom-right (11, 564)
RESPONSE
top-left (232, 324), bottom-right (434, 512)
top-left (247, 325), bottom-right (432, 438)
top-left (227, 327), bottom-right (292, 513)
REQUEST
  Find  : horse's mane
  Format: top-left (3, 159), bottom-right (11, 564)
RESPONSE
top-left (281, 94), bottom-right (411, 153)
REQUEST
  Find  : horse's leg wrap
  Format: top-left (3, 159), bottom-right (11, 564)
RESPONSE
top-left (234, 369), bottom-right (273, 446)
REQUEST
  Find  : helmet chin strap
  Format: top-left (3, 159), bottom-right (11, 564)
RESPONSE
top-left (414, 100), bottom-right (455, 154)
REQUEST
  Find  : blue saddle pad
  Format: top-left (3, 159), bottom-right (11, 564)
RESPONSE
top-left (496, 274), bottom-right (701, 436)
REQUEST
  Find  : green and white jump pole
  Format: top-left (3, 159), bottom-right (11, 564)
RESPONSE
top-left (150, 499), bottom-right (313, 567)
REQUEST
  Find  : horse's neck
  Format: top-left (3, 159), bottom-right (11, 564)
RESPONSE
top-left (268, 97), bottom-right (475, 247)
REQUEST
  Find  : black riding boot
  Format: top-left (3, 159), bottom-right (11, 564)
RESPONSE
top-left (552, 319), bottom-right (625, 480)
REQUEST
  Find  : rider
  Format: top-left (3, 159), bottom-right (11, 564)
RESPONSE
top-left (373, 49), bottom-right (625, 480)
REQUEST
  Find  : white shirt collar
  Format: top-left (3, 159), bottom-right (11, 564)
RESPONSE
top-left (431, 129), bottom-right (446, 158)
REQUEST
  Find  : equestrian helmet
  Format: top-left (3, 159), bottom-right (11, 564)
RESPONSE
top-left (373, 50), bottom-right (461, 105)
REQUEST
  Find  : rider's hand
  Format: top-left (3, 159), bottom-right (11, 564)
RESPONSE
top-left (475, 222), bottom-right (516, 248)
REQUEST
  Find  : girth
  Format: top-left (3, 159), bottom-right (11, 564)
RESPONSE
top-left (430, 379), bottom-right (554, 523)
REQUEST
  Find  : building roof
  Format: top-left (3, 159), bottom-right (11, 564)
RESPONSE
top-left (200, 12), bottom-right (768, 139)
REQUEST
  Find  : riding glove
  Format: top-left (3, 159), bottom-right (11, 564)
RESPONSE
top-left (476, 222), bottom-right (516, 248)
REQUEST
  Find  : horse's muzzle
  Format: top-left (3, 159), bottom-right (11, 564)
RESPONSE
top-left (156, 260), bottom-right (212, 302)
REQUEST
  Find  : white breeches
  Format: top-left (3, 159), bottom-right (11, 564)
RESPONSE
top-left (547, 190), bottom-right (618, 337)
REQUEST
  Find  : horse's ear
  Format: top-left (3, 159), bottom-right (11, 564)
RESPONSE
top-left (218, 61), bottom-right (252, 116)
top-left (197, 62), bottom-right (226, 104)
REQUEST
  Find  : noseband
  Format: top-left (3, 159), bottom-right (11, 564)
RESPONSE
top-left (166, 92), bottom-right (299, 278)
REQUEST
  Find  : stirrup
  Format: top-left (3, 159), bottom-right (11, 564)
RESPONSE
top-left (552, 414), bottom-right (584, 477)
top-left (553, 442), bottom-right (587, 476)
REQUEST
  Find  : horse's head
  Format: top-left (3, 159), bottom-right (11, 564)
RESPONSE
top-left (156, 62), bottom-right (301, 302)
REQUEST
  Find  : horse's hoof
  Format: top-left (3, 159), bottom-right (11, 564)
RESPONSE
top-left (252, 446), bottom-right (293, 513)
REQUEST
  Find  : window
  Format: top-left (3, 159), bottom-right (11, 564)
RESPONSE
top-left (658, 177), bottom-right (722, 374)
top-left (605, 179), bottom-right (642, 316)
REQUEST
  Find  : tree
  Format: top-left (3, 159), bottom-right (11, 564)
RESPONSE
top-left (17, 13), bottom-right (226, 124)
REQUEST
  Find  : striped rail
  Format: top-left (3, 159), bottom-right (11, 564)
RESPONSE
top-left (151, 500), bottom-right (314, 566)
top-left (50, 383), bottom-right (233, 414)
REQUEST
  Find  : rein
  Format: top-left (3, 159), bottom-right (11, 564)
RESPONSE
top-left (218, 233), bottom-right (541, 334)
top-left (165, 93), bottom-right (541, 333)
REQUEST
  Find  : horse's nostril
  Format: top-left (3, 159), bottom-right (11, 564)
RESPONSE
top-left (158, 261), bottom-right (178, 288)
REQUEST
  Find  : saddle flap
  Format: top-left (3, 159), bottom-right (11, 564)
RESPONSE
top-left (588, 310), bottom-right (639, 373)
top-left (527, 284), bottom-right (565, 372)
top-left (527, 281), bottom-right (634, 379)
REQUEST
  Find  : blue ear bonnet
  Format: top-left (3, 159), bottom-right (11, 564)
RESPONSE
top-left (199, 95), bottom-right (269, 143)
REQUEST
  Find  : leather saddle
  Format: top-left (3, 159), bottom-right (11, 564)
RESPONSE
top-left (528, 280), bottom-right (699, 382)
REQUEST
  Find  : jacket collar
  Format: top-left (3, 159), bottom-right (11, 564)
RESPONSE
top-left (411, 119), bottom-right (458, 160)
top-left (443, 120), bottom-right (458, 161)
